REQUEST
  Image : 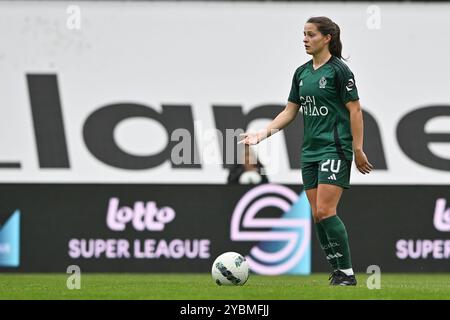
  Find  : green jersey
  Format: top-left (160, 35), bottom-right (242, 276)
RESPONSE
top-left (288, 55), bottom-right (359, 162)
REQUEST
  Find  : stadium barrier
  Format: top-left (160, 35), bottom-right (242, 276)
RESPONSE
top-left (1, 184), bottom-right (449, 273)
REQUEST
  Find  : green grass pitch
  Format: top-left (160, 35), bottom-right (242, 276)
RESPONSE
top-left (0, 273), bottom-right (449, 300)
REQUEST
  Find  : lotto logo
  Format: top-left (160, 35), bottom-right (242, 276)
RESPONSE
top-left (434, 198), bottom-right (450, 232)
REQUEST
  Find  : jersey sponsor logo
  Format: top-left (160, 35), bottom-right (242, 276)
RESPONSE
top-left (319, 76), bottom-right (327, 89)
top-left (301, 105), bottom-right (329, 117)
top-left (300, 96), bottom-right (329, 117)
top-left (346, 78), bottom-right (355, 91)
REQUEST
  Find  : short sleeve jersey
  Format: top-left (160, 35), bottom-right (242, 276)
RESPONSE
top-left (288, 55), bottom-right (359, 162)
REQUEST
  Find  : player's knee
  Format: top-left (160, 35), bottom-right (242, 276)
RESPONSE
top-left (316, 205), bottom-right (336, 221)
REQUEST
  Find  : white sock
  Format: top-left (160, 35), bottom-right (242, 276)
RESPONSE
top-left (340, 268), bottom-right (354, 276)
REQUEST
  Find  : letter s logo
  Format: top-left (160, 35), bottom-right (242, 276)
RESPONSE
top-left (230, 184), bottom-right (311, 275)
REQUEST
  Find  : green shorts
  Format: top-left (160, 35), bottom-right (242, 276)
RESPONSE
top-left (301, 158), bottom-right (352, 190)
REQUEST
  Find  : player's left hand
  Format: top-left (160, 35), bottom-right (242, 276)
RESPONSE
top-left (354, 149), bottom-right (374, 174)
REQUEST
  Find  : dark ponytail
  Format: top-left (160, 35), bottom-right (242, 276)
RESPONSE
top-left (307, 16), bottom-right (345, 60)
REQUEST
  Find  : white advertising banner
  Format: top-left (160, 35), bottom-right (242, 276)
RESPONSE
top-left (0, 1), bottom-right (449, 184)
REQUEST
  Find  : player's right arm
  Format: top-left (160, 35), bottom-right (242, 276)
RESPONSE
top-left (239, 67), bottom-right (304, 145)
top-left (238, 102), bottom-right (300, 145)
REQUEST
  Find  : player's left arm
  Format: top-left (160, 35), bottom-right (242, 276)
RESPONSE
top-left (345, 100), bottom-right (374, 174)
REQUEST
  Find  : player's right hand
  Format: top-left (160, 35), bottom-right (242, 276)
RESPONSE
top-left (354, 149), bottom-right (374, 174)
top-left (238, 132), bottom-right (262, 145)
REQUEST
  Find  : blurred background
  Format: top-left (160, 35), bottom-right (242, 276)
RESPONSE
top-left (0, 0), bottom-right (449, 276)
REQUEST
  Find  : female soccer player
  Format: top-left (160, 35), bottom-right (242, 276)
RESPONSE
top-left (239, 16), bottom-right (373, 286)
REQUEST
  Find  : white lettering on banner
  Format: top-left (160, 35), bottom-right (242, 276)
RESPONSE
top-left (134, 239), bottom-right (210, 259)
top-left (68, 239), bottom-right (210, 259)
top-left (395, 198), bottom-right (450, 260)
top-left (68, 239), bottom-right (131, 258)
top-left (106, 197), bottom-right (175, 231)
top-left (396, 239), bottom-right (450, 259)
top-left (68, 198), bottom-right (210, 260)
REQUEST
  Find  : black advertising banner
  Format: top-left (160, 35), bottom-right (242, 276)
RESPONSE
top-left (334, 185), bottom-right (450, 273)
top-left (0, 184), bottom-right (449, 273)
top-left (0, 184), bottom-right (311, 274)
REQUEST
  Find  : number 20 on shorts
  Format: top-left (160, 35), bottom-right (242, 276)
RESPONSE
top-left (320, 159), bottom-right (341, 173)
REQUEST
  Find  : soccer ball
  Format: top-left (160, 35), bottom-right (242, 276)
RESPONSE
top-left (211, 252), bottom-right (249, 286)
